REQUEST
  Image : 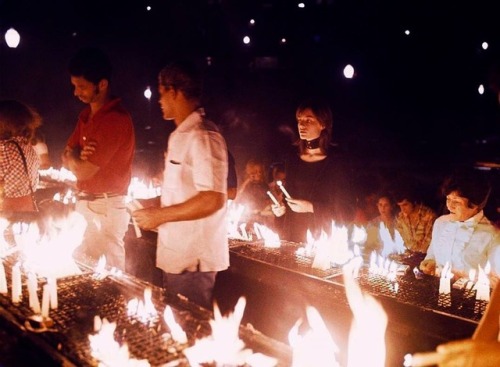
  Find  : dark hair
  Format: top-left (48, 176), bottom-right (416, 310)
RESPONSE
top-left (295, 97), bottom-right (333, 154)
top-left (0, 100), bottom-right (42, 140)
top-left (68, 47), bottom-right (112, 84)
top-left (158, 60), bottom-right (202, 101)
top-left (441, 169), bottom-right (492, 209)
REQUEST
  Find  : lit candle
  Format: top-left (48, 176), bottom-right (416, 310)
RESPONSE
top-left (48, 278), bottom-right (58, 309)
top-left (28, 272), bottom-right (41, 313)
top-left (438, 262), bottom-right (452, 294)
top-left (266, 190), bottom-right (279, 206)
top-left (11, 262), bottom-right (22, 303)
top-left (0, 261), bottom-right (7, 294)
top-left (276, 180), bottom-right (291, 199)
top-left (41, 284), bottom-right (50, 318)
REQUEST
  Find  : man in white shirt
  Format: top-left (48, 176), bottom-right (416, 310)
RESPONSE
top-left (133, 61), bottom-right (228, 309)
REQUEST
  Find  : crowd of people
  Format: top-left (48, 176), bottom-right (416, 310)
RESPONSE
top-left (1, 45), bottom-right (500, 365)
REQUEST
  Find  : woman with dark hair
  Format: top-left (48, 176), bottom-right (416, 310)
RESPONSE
top-left (0, 100), bottom-right (41, 212)
top-left (271, 97), bottom-right (355, 243)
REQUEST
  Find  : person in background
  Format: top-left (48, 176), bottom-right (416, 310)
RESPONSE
top-left (394, 184), bottom-right (437, 256)
top-left (236, 158), bottom-right (273, 227)
top-left (0, 100), bottom-right (41, 212)
top-left (271, 97), bottom-right (355, 243)
top-left (132, 60), bottom-right (228, 310)
top-left (31, 129), bottom-right (51, 169)
top-left (62, 47), bottom-right (135, 270)
top-left (419, 169), bottom-right (500, 277)
top-left (364, 192), bottom-right (400, 257)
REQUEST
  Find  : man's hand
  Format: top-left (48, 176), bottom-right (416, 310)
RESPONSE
top-left (132, 207), bottom-right (165, 231)
top-left (271, 204), bottom-right (286, 217)
top-left (80, 140), bottom-right (97, 161)
top-left (435, 339), bottom-right (500, 367)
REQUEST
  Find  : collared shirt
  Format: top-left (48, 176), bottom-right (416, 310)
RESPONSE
top-left (157, 109), bottom-right (229, 273)
top-left (395, 204), bottom-right (436, 253)
top-left (66, 97), bottom-right (135, 195)
top-left (424, 210), bottom-right (500, 273)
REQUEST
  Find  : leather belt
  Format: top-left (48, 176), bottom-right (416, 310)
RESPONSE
top-left (76, 192), bottom-right (123, 201)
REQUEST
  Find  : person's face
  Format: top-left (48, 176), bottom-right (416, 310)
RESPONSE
top-left (446, 191), bottom-right (479, 222)
top-left (158, 84), bottom-right (175, 121)
top-left (71, 76), bottom-right (101, 104)
top-left (296, 108), bottom-right (324, 141)
top-left (377, 197), bottom-right (393, 217)
top-left (397, 199), bottom-right (414, 217)
top-left (246, 165), bottom-right (264, 183)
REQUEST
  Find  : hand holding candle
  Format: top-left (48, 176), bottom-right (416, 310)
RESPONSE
top-left (276, 180), bottom-right (291, 199)
top-left (266, 190), bottom-right (280, 206)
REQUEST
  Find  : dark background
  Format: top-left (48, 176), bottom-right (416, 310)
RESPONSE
top-left (1, 0), bottom-right (499, 187)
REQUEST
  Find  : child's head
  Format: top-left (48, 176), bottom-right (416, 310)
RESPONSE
top-left (0, 100), bottom-right (41, 140)
top-left (245, 159), bottom-right (266, 183)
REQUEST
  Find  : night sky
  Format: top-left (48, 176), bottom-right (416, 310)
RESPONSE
top-left (1, 0), bottom-right (500, 181)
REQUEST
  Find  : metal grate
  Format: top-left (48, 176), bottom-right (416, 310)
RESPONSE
top-left (228, 239), bottom-right (488, 322)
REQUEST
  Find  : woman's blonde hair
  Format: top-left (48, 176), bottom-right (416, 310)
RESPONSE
top-left (0, 100), bottom-right (42, 140)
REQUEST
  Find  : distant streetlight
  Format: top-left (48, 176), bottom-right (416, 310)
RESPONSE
top-left (243, 36), bottom-right (250, 45)
top-left (249, 19), bottom-right (255, 25)
top-left (146, 6), bottom-right (152, 11)
top-left (343, 64), bottom-right (355, 79)
top-left (281, 38), bottom-right (287, 44)
top-left (478, 84), bottom-right (485, 95)
top-left (404, 30), bottom-right (410, 36)
top-left (144, 86), bottom-right (152, 100)
top-left (5, 28), bottom-right (21, 48)
top-left (298, 3), bottom-right (305, 8)
top-left (482, 42), bottom-right (488, 50)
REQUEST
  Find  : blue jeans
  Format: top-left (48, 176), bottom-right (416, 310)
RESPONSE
top-left (162, 270), bottom-right (217, 310)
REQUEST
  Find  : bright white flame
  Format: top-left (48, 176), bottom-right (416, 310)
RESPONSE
top-left (127, 177), bottom-right (161, 199)
top-left (288, 306), bottom-right (340, 367)
top-left (89, 317), bottom-right (150, 367)
top-left (350, 225), bottom-right (367, 245)
top-left (163, 305), bottom-right (188, 344)
top-left (311, 222), bottom-right (353, 270)
top-left (5, 28), bottom-right (21, 48)
top-left (127, 287), bottom-right (158, 325)
top-left (379, 224), bottom-right (405, 258)
top-left (39, 167), bottom-right (77, 182)
top-left (344, 260), bottom-right (387, 367)
top-left (343, 64), bottom-right (355, 79)
top-left (243, 36), bottom-right (250, 44)
top-left (478, 84), bottom-right (485, 95)
top-left (474, 263), bottom-right (491, 301)
top-left (144, 87), bottom-right (152, 100)
top-left (184, 297), bottom-right (274, 366)
top-left (439, 261), bottom-right (453, 294)
top-left (482, 42), bottom-right (488, 50)
top-left (227, 202), bottom-right (248, 240)
top-left (18, 212), bottom-right (87, 279)
top-left (254, 223), bottom-right (281, 248)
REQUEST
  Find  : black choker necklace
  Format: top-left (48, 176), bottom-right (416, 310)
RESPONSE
top-left (304, 138), bottom-right (320, 149)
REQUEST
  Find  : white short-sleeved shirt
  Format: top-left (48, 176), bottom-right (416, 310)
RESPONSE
top-left (157, 109), bottom-right (229, 273)
top-left (424, 211), bottom-right (500, 274)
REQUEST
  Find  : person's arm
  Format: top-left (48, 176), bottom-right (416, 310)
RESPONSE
top-left (61, 144), bottom-right (100, 181)
top-left (132, 190), bottom-right (225, 231)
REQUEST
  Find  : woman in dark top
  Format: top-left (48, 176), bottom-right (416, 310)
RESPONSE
top-left (272, 98), bottom-right (355, 243)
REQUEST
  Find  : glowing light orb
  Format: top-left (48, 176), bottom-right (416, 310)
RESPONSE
top-left (144, 87), bottom-right (152, 100)
top-left (482, 42), bottom-right (488, 50)
top-left (5, 28), bottom-right (20, 48)
top-left (298, 3), bottom-right (305, 8)
top-left (146, 6), bottom-right (151, 11)
top-left (343, 64), bottom-right (355, 79)
top-left (281, 38), bottom-right (287, 44)
top-left (249, 19), bottom-right (255, 25)
top-left (243, 36), bottom-right (250, 44)
top-left (478, 84), bottom-right (485, 95)
top-left (404, 30), bottom-right (410, 36)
